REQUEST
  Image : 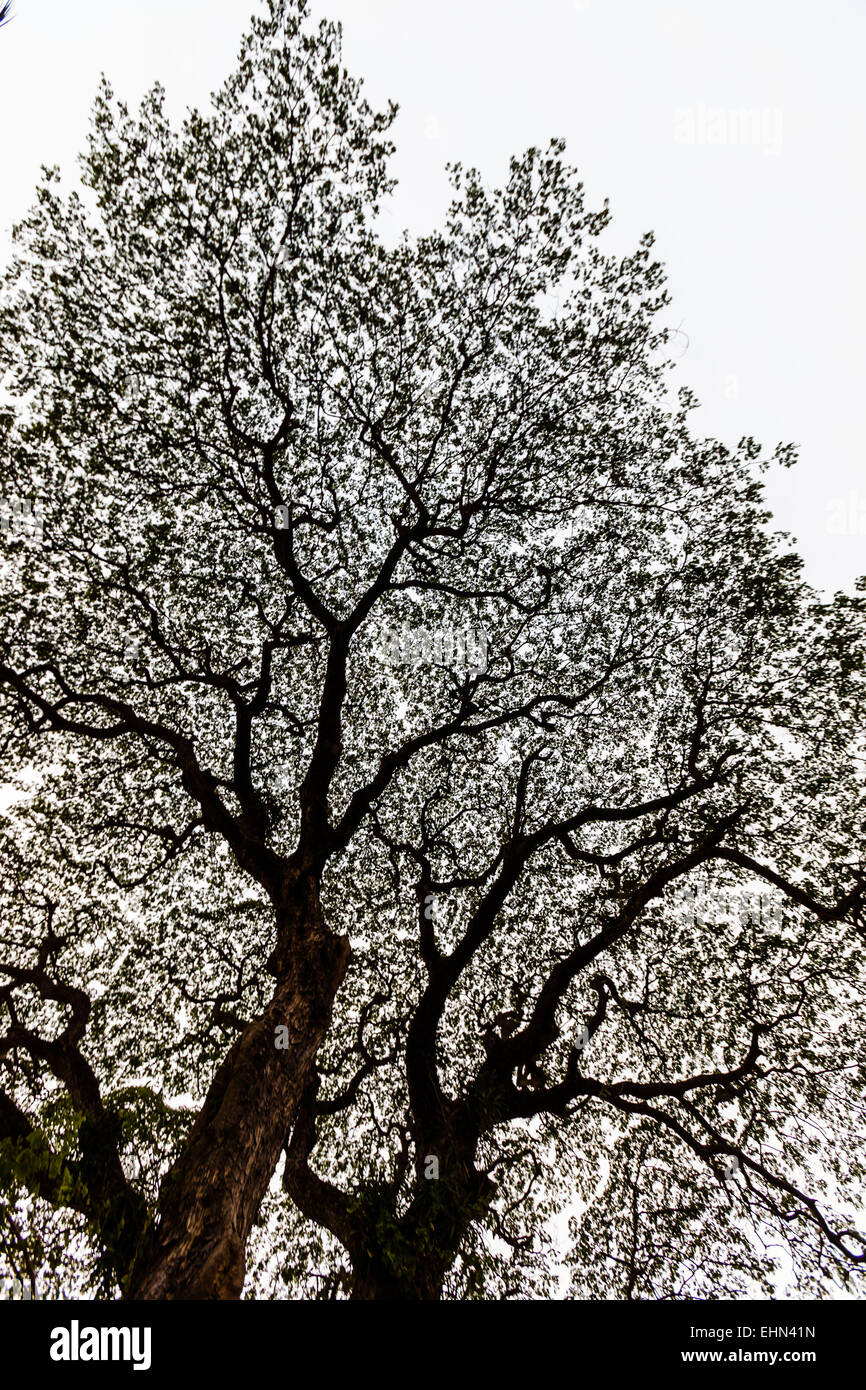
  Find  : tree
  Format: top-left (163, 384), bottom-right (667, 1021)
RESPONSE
top-left (1, 0), bottom-right (864, 1301)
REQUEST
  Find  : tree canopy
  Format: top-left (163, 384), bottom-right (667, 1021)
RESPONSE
top-left (1, 0), bottom-right (864, 1301)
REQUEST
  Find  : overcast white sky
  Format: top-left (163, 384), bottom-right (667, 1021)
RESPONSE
top-left (1, 0), bottom-right (864, 595)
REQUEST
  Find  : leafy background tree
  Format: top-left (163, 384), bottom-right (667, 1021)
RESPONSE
top-left (1, 0), bottom-right (863, 1299)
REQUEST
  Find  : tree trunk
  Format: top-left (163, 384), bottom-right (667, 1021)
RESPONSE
top-left (127, 877), bottom-right (349, 1300)
top-left (348, 1263), bottom-right (444, 1301)
top-left (345, 1160), bottom-right (495, 1302)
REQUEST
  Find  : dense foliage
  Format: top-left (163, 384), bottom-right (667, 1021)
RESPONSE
top-left (1, 0), bottom-right (863, 1299)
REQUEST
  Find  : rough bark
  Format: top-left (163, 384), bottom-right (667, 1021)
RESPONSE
top-left (127, 872), bottom-right (349, 1299)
